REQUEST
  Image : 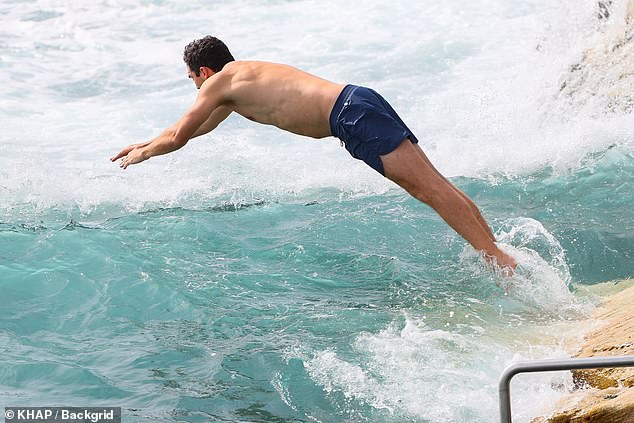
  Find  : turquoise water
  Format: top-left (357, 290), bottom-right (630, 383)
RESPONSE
top-left (1, 0), bottom-right (633, 422)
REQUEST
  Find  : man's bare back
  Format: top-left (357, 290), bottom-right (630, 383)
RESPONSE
top-left (111, 35), bottom-right (517, 272)
top-left (216, 61), bottom-right (345, 138)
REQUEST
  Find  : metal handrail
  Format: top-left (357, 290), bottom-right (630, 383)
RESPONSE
top-left (499, 355), bottom-right (634, 423)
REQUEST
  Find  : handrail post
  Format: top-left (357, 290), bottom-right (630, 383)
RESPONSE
top-left (498, 355), bottom-right (634, 423)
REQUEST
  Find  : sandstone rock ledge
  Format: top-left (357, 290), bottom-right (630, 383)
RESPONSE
top-left (532, 280), bottom-right (634, 423)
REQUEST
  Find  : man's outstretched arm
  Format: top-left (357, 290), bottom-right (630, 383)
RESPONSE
top-left (111, 77), bottom-right (230, 169)
top-left (110, 106), bottom-right (232, 169)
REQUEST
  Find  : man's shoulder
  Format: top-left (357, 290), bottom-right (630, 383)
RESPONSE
top-left (219, 60), bottom-right (271, 78)
top-left (225, 60), bottom-right (280, 67)
top-left (221, 61), bottom-right (304, 83)
top-left (225, 60), bottom-right (292, 71)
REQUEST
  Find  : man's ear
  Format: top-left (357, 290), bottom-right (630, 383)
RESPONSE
top-left (200, 66), bottom-right (215, 79)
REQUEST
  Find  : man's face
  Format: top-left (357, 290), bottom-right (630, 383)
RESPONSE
top-left (187, 66), bottom-right (206, 89)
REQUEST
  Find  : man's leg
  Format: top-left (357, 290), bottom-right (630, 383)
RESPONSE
top-left (410, 143), bottom-right (497, 244)
top-left (380, 139), bottom-right (517, 270)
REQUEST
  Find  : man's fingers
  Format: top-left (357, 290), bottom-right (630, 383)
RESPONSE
top-left (114, 144), bottom-right (147, 169)
top-left (111, 150), bottom-right (128, 162)
top-left (110, 145), bottom-right (136, 162)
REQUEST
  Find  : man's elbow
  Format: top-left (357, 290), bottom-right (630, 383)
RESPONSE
top-left (192, 121), bottom-right (216, 138)
top-left (170, 133), bottom-right (189, 150)
top-left (166, 125), bottom-right (190, 151)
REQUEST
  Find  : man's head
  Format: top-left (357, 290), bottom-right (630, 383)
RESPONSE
top-left (183, 36), bottom-right (234, 88)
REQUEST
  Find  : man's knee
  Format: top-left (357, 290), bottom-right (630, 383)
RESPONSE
top-left (413, 185), bottom-right (449, 206)
top-left (410, 190), bottom-right (431, 205)
top-left (396, 176), bottom-right (447, 206)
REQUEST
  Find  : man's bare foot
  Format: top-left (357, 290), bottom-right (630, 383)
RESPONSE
top-left (485, 250), bottom-right (517, 277)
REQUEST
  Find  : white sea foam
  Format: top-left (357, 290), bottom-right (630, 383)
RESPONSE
top-left (302, 313), bottom-right (589, 422)
top-left (458, 217), bottom-right (592, 316)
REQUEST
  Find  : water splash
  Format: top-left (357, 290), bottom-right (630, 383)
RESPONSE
top-left (497, 217), bottom-right (572, 284)
top-left (483, 218), bottom-right (593, 315)
top-left (303, 316), bottom-right (500, 422)
top-left (498, 243), bottom-right (579, 315)
top-left (301, 311), bottom-right (585, 422)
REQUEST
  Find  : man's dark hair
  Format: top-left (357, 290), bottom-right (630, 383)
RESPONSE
top-left (183, 36), bottom-right (235, 75)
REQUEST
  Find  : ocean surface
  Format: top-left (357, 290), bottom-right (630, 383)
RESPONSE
top-left (1, 0), bottom-right (633, 421)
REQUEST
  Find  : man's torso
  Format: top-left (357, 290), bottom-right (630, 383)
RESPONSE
top-left (211, 61), bottom-right (345, 138)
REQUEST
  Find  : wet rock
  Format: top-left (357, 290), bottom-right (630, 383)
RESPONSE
top-left (558, 0), bottom-right (634, 113)
top-left (531, 280), bottom-right (634, 422)
top-left (532, 388), bottom-right (634, 423)
top-left (598, 1), bottom-right (613, 20)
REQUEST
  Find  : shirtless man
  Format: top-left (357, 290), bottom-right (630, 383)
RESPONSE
top-left (111, 36), bottom-right (517, 271)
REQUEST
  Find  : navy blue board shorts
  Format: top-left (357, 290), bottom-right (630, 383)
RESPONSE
top-left (329, 84), bottom-right (419, 175)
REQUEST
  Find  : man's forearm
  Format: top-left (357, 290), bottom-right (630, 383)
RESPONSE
top-left (140, 124), bottom-right (198, 159)
top-left (141, 111), bottom-right (214, 159)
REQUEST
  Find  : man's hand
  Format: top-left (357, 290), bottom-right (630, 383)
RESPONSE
top-left (110, 142), bottom-right (150, 169)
